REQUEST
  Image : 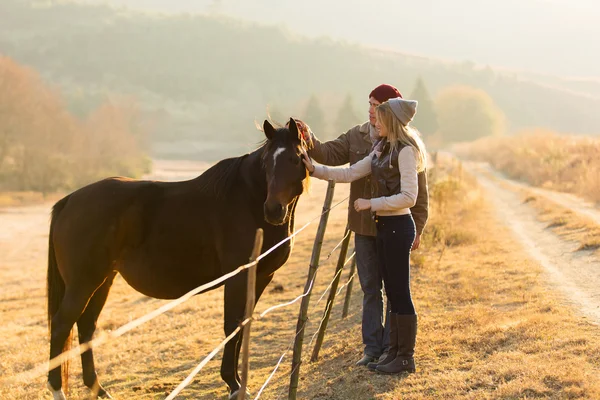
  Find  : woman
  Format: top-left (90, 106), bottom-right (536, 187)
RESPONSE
top-left (302, 97), bottom-right (426, 374)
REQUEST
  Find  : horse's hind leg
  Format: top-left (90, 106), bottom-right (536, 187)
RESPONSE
top-left (77, 273), bottom-right (116, 399)
top-left (48, 283), bottom-right (102, 399)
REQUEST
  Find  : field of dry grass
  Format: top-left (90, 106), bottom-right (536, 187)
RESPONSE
top-left (470, 163), bottom-right (600, 257)
top-left (2, 159), bottom-right (600, 399)
top-left (517, 188), bottom-right (600, 255)
top-left (453, 130), bottom-right (600, 203)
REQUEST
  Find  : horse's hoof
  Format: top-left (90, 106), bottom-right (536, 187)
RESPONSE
top-left (47, 382), bottom-right (67, 400)
top-left (86, 383), bottom-right (113, 399)
top-left (229, 389), bottom-right (252, 400)
top-left (98, 390), bottom-right (113, 399)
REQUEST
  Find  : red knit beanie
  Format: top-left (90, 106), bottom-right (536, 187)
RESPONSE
top-left (369, 84), bottom-right (402, 103)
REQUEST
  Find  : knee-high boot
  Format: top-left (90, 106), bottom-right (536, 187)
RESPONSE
top-left (376, 314), bottom-right (417, 374)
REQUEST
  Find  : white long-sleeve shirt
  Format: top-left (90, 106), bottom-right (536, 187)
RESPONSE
top-left (312, 146), bottom-right (418, 216)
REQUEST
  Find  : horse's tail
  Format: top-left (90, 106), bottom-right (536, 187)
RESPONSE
top-left (47, 195), bottom-right (72, 393)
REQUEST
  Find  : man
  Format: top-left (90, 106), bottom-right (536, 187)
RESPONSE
top-left (307, 84), bottom-right (429, 366)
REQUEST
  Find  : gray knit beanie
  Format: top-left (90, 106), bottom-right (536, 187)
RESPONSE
top-left (388, 98), bottom-right (418, 126)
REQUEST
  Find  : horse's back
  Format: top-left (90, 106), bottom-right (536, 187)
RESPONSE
top-left (50, 175), bottom-right (261, 298)
top-left (53, 177), bottom-right (165, 240)
top-left (50, 178), bottom-right (164, 279)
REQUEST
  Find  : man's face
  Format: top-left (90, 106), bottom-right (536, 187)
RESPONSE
top-left (368, 97), bottom-right (381, 125)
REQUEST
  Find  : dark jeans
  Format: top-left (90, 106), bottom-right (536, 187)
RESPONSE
top-left (355, 234), bottom-right (391, 357)
top-left (375, 215), bottom-right (416, 315)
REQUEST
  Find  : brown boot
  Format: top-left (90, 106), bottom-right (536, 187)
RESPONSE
top-left (367, 314), bottom-right (398, 370)
top-left (376, 314), bottom-right (417, 374)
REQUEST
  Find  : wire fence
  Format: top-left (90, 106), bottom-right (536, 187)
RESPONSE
top-left (163, 197), bottom-right (355, 398)
top-left (9, 182), bottom-right (359, 400)
top-left (7, 194), bottom-right (349, 386)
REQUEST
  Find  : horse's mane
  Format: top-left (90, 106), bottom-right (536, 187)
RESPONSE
top-left (195, 151), bottom-right (260, 200)
top-left (196, 121), bottom-right (313, 201)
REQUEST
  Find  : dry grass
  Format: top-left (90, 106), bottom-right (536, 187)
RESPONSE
top-left (515, 190), bottom-right (600, 255)
top-left (2, 160), bottom-right (600, 399)
top-left (291, 161), bottom-right (600, 399)
top-left (475, 162), bottom-right (600, 256)
top-left (453, 130), bottom-right (600, 203)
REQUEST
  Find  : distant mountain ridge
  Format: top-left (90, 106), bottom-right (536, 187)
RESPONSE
top-left (1, 0), bottom-right (599, 150)
top-left (73, 0), bottom-right (600, 79)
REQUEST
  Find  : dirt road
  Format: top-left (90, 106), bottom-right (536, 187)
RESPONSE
top-left (469, 162), bottom-right (600, 324)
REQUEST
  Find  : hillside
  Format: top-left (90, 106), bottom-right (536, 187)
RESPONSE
top-left (1, 0), bottom-right (599, 159)
top-left (73, 0), bottom-right (600, 79)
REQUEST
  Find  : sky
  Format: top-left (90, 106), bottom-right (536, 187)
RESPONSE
top-left (76, 0), bottom-right (600, 78)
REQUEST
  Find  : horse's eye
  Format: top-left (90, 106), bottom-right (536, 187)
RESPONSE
top-left (291, 156), bottom-right (300, 165)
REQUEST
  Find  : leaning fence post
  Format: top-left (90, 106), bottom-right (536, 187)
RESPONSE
top-left (310, 224), bottom-right (352, 362)
top-left (288, 180), bottom-right (336, 400)
top-left (341, 257), bottom-right (357, 319)
top-left (239, 229), bottom-right (264, 400)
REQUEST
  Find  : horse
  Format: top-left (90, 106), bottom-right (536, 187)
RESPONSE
top-left (46, 118), bottom-right (311, 399)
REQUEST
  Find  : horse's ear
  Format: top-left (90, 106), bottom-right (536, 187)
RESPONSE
top-left (287, 117), bottom-right (299, 138)
top-left (263, 120), bottom-right (276, 140)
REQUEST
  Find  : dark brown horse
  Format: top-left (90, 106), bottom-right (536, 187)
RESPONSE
top-left (46, 119), bottom-right (311, 399)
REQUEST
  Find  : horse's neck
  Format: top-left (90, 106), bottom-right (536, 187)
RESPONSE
top-left (239, 148), bottom-right (268, 205)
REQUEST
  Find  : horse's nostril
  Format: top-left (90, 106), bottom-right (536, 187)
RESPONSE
top-left (264, 203), bottom-right (286, 222)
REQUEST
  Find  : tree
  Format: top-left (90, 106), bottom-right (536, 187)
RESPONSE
top-left (0, 55), bottom-right (149, 192)
top-left (334, 94), bottom-right (362, 134)
top-left (82, 99), bottom-right (149, 184)
top-left (409, 77), bottom-right (438, 137)
top-left (302, 95), bottom-right (327, 137)
top-left (434, 85), bottom-right (505, 144)
top-left (0, 56), bottom-right (78, 192)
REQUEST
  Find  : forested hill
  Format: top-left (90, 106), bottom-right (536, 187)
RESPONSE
top-left (1, 0), bottom-right (599, 149)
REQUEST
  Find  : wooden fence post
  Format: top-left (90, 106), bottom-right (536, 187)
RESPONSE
top-left (288, 180), bottom-right (336, 400)
top-left (310, 224), bottom-right (351, 362)
top-left (341, 257), bottom-right (357, 319)
top-left (342, 258), bottom-right (356, 319)
top-left (238, 229), bottom-right (264, 400)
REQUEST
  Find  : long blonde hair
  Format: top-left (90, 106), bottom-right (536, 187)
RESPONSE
top-left (376, 102), bottom-right (427, 172)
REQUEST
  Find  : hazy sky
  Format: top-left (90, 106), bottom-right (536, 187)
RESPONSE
top-left (77, 0), bottom-right (600, 78)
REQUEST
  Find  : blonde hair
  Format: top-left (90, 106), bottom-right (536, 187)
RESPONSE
top-left (376, 102), bottom-right (427, 172)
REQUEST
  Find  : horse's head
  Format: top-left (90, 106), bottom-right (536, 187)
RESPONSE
top-left (261, 118), bottom-right (311, 225)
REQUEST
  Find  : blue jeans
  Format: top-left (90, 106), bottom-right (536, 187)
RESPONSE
top-left (355, 234), bottom-right (391, 357)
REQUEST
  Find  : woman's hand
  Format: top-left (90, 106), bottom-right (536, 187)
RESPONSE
top-left (354, 198), bottom-right (371, 212)
top-left (301, 149), bottom-right (315, 174)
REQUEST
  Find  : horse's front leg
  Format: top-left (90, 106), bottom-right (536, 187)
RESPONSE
top-left (221, 272), bottom-right (273, 399)
top-left (221, 275), bottom-right (246, 398)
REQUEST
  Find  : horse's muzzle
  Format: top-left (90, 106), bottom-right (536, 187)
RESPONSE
top-left (264, 202), bottom-right (287, 225)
